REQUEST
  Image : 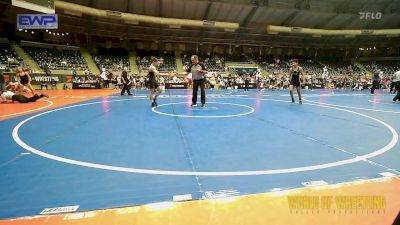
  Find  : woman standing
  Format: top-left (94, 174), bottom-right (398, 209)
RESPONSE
top-left (16, 66), bottom-right (34, 94)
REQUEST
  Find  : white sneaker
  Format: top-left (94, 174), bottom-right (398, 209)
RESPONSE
top-left (191, 103), bottom-right (197, 107)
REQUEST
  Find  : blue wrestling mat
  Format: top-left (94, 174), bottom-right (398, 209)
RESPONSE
top-left (0, 89), bottom-right (399, 218)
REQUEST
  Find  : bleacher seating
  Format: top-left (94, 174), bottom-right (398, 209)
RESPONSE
top-left (181, 53), bottom-right (224, 72)
top-left (0, 43), bottom-right (23, 71)
top-left (94, 47), bottom-right (129, 72)
top-left (224, 54), bottom-right (250, 63)
top-left (255, 55), bottom-right (363, 77)
top-left (321, 61), bottom-right (363, 76)
top-left (231, 67), bottom-right (257, 75)
top-left (136, 50), bottom-right (176, 72)
top-left (301, 61), bottom-right (325, 75)
top-left (361, 60), bottom-right (400, 76)
top-left (23, 46), bottom-right (88, 71)
top-left (255, 56), bottom-right (290, 75)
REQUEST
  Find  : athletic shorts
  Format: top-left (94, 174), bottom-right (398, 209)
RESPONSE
top-left (290, 80), bottom-right (301, 87)
top-left (148, 80), bottom-right (159, 89)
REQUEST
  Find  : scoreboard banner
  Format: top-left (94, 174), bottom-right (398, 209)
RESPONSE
top-left (4, 73), bottom-right (69, 84)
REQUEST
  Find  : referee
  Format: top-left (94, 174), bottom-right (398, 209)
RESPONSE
top-left (393, 70), bottom-right (400, 102)
top-left (370, 70), bottom-right (380, 94)
top-left (120, 70), bottom-right (132, 96)
top-left (185, 55), bottom-right (207, 107)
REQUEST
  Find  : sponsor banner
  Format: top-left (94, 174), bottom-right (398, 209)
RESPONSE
top-left (165, 83), bottom-right (188, 89)
top-left (72, 83), bottom-right (102, 89)
top-left (237, 83), bottom-right (257, 89)
top-left (40, 205), bottom-right (79, 215)
top-left (31, 75), bottom-right (60, 83)
top-left (4, 73), bottom-right (73, 84)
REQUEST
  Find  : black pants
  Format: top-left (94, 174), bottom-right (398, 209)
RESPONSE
top-left (121, 83), bottom-right (131, 95)
top-left (393, 92), bottom-right (400, 102)
top-left (393, 82), bottom-right (400, 102)
top-left (12, 94), bottom-right (40, 103)
top-left (257, 80), bottom-right (261, 90)
top-left (103, 80), bottom-right (109, 88)
top-left (244, 81), bottom-right (249, 91)
top-left (192, 78), bottom-right (206, 105)
top-left (371, 81), bottom-right (379, 94)
top-left (390, 82), bottom-right (395, 93)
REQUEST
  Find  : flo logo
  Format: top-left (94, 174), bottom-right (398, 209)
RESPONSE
top-left (359, 12), bottom-right (382, 20)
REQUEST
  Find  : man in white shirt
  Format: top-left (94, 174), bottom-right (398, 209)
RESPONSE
top-left (255, 69), bottom-right (262, 90)
top-left (393, 70), bottom-right (400, 102)
top-left (100, 68), bottom-right (109, 88)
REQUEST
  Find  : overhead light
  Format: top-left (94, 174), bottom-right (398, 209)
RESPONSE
top-left (62, 33), bottom-right (64, 36)
top-left (31, 31), bottom-right (34, 34)
top-left (46, 29), bottom-right (48, 32)
top-left (66, 32), bottom-right (69, 35)
top-left (49, 32), bottom-right (52, 34)
top-left (19, 29), bottom-right (22, 31)
top-left (24, 30), bottom-right (27, 32)
top-left (57, 33), bottom-right (60, 35)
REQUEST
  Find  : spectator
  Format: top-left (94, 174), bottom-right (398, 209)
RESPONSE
top-left (0, 69), bottom-right (5, 91)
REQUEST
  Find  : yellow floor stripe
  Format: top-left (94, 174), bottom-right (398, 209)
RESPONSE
top-left (1, 177), bottom-right (399, 225)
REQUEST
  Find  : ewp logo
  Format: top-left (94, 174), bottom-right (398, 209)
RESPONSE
top-left (17, 14), bottom-right (58, 29)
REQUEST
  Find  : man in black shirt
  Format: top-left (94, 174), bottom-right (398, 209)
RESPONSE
top-left (370, 71), bottom-right (380, 94)
top-left (120, 70), bottom-right (132, 96)
top-left (244, 75), bottom-right (250, 91)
